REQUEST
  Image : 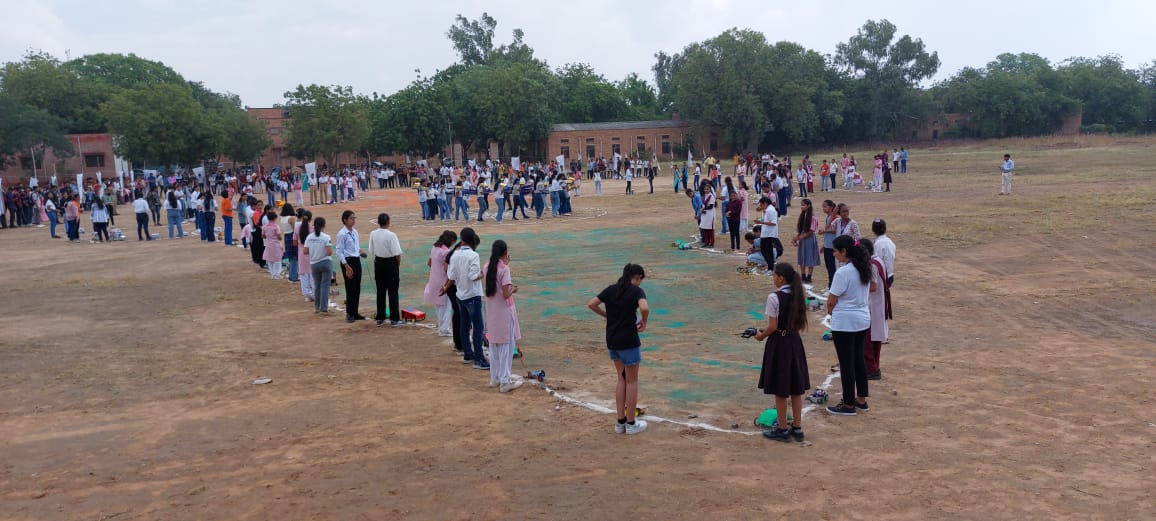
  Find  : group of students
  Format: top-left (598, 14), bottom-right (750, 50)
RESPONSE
top-left (415, 170), bottom-right (579, 222)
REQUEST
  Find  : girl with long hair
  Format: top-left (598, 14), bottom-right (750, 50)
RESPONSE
top-left (859, 238), bottom-right (889, 381)
top-left (483, 240), bottom-right (523, 393)
top-left (698, 182), bottom-right (716, 248)
top-left (424, 230), bottom-right (458, 338)
top-left (297, 211), bottom-right (314, 301)
top-left (587, 263), bottom-right (650, 435)
top-left (792, 199), bottom-right (821, 283)
top-left (825, 235), bottom-right (873, 416)
top-left (443, 227), bottom-right (486, 368)
top-left (755, 263), bottom-right (810, 442)
top-left (303, 217), bottom-right (333, 313)
top-left (90, 197), bottom-right (110, 242)
top-left (262, 207), bottom-right (284, 279)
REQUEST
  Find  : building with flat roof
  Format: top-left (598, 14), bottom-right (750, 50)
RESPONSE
top-left (546, 117), bottom-right (721, 165)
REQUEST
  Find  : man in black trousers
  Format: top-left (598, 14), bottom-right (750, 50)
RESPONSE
top-left (368, 213), bottom-right (404, 327)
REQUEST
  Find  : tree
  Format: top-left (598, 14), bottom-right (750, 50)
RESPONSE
top-left (219, 110), bottom-right (272, 165)
top-left (0, 94), bottom-right (72, 167)
top-left (101, 83), bottom-right (210, 166)
top-left (282, 84), bottom-right (370, 167)
top-left (617, 73), bottom-right (662, 121)
top-left (447, 13), bottom-right (497, 66)
top-left (554, 64), bottom-right (630, 123)
top-left (66, 53), bottom-right (185, 90)
top-left (835, 19), bottom-right (940, 139)
top-left (0, 50), bottom-right (111, 133)
top-left (367, 79), bottom-right (451, 157)
top-left (1058, 55), bottom-right (1148, 132)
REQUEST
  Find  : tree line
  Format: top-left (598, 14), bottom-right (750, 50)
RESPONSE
top-left (3, 15), bottom-right (1154, 172)
top-left (0, 51), bottom-right (270, 170)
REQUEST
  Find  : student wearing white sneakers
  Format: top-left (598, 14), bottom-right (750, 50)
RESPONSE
top-left (587, 263), bottom-right (650, 434)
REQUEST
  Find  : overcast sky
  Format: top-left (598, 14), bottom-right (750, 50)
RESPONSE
top-left (3, 0), bottom-right (1152, 107)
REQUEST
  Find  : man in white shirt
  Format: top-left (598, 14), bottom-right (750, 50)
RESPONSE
top-left (444, 230), bottom-right (487, 368)
top-left (753, 195), bottom-right (780, 267)
top-left (336, 210), bottom-right (366, 322)
top-left (999, 154), bottom-right (1015, 195)
top-left (368, 212), bottom-right (404, 326)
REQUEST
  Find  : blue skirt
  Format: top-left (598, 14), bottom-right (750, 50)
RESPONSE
top-left (797, 234), bottom-right (820, 267)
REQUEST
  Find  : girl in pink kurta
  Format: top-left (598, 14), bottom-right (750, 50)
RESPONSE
top-left (423, 231), bottom-right (457, 337)
top-left (262, 209), bottom-right (284, 279)
top-left (483, 240), bottom-right (522, 393)
top-left (297, 212), bottom-right (314, 300)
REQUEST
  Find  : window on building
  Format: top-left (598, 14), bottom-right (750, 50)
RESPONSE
top-left (585, 138), bottom-right (595, 143)
top-left (709, 135), bottom-right (719, 153)
top-left (269, 127), bottom-right (283, 135)
top-left (85, 154), bottom-right (106, 168)
top-left (661, 141), bottom-right (670, 154)
top-left (637, 142), bottom-right (646, 154)
top-left (561, 138), bottom-right (570, 144)
top-left (586, 145), bottom-right (596, 158)
top-left (611, 143), bottom-right (621, 155)
top-left (560, 146), bottom-right (570, 159)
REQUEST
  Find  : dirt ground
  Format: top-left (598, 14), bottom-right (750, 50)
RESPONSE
top-left (2, 136), bottom-right (1155, 520)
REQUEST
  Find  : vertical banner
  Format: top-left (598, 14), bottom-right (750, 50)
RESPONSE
top-left (76, 174), bottom-right (83, 196)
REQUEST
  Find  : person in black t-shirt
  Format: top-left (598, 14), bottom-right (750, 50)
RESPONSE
top-left (587, 263), bottom-right (650, 435)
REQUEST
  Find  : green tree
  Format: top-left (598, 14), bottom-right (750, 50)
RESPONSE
top-left (616, 73), bottom-right (662, 120)
top-left (66, 53), bottom-right (185, 90)
top-left (446, 13), bottom-right (497, 66)
top-left (282, 84), bottom-right (370, 167)
top-left (0, 94), bottom-right (73, 167)
top-left (219, 109), bottom-right (272, 165)
top-left (101, 82), bottom-right (210, 166)
top-left (367, 80), bottom-right (451, 157)
top-left (1057, 55), bottom-right (1148, 132)
top-left (0, 50), bottom-right (111, 133)
top-left (835, 19), bottom-right (940, 139)
top-left (555, 63), bottom-right (629, 123)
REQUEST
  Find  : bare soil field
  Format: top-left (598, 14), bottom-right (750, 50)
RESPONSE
top-left (2, 135), bottom-right (1155, 520)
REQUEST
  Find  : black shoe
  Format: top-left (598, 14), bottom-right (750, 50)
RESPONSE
top-left (376, 320), bottom-right (385, 327)
top-left (826, 403), bottom-right (857, 416)
top-left (346, 316), bottom-right (357, 323)
top-left (866, 371), bottom-right (881, 381)
top-left (790, 426), bottom-right (805, 442)
top-left (855, 401), bottom-right (870, 412)
top-left (762, 428), bottom-right (792, 442)
top-left (353, 315), bottom-right (367, 321)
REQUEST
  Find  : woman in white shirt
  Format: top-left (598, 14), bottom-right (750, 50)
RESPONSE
top-left (303, 217), bottom-right (334, 313)
top-left (89, 198), bottom-right (111, 242)
top-left (824, 235), bottom-right (873, 416)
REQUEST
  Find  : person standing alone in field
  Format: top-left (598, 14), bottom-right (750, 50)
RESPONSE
top-left (588, 263), bottom-right (650, 435)
top-left (999, 154), bottom-right (1015, 195)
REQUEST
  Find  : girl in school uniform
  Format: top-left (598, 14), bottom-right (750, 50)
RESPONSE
top-left (755, 263), bottom-right (810, 442)
top-left (791, 199), bottom-right (821, 283)
top-left (698, 182), bottom-right (716, 248)
top-left (483, 240), bottom-right (523, 393)
top-left (262, 208), bottom-right (284, 279)
top-left (424, 230), bottom-right (457, 337)
top-left (858, 238), bottom-right (889, 381)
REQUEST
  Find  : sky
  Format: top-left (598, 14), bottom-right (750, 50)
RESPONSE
top-left (2, 0), bottom-right (1153, 107)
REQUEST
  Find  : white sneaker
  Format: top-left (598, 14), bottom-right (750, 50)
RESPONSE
top-left (625, 419), bottom-right (648, 435)
top-left (499, 380), bottom-right (523, 393)
top-left (614, 422), bottom-right (626, 434)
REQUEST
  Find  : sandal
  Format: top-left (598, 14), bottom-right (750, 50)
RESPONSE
top-left (830, 363), bottom-right (840, 373)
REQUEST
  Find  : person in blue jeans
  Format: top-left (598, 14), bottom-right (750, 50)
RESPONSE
top-left (442, 228), bottom-right (488, 369)
top-left (494, 184), bottom-right (506, 223)
top-left (587, 263), bottom-right (650, 435)
top-left (164, 190), bottom-right (185, 238)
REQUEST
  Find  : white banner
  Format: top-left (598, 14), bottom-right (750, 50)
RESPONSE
top-left (193, 166), bottom-right (205, 177)
top-left (97, 171), bottom-right (103, 185)
top-left (76, 174), bottom-right (83, 194)
top-left (555, 154), bottom-right (564, 167)
top-left (510, 157), bottom-right (520, 171)
top-left (304, 162), bottom-right (317, 176)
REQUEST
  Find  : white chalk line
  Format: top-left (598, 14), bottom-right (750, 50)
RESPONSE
top-left (538, 383), bottom-right (759, 436)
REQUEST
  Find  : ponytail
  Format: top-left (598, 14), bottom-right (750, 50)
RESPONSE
top-left (615, 263), bottom-right (646, 298)
top-left (773, 263), bottom-right (808, 333)
top-left (312, 217), bottom-right (325, 237)
top-left (298, 211), bottom-right (312, 246)
top-left (484, 240), bottom-right (508, 298)
top-left (833, 235), bottom-right (871, 284)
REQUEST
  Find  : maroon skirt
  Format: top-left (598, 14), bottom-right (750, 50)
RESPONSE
top-left (757, 332), bottom-right (811, 398)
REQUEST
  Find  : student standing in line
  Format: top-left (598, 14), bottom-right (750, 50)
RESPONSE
top-left (132, 191), bottom-right (153, 241)
top-left (791, 199), bottom-right (820, 284)
top-left (89, 197), bottom-right (110, 243)
top-left (698, 182), bottom-right (716, 248)
top-left (483, 240), bottom-right (524, 393)
top-left (825, 235), bottom-right (873, 416)
top-left (424, 230), bottom-right (457, 338)
top-left (201, 191), bottom-right (217, 243)
top-left (262, 207), bottom-right (284, 279)
top-left (303, 217), bottom-right (333, 313)
top-left (587, 263), bottom-right (650, 435)
top-left (754, 263), bottom-right (810, 442)
top-left (443, 228), bottom-right (488, 369)
top-left (297, 211), bottom-right (314, 302)
top-left (336, 210), bottom-right (367, 323)
top-left (368, 213), bottom-right (404, 327)
top-left (820, 200), bottom-right (839, 287)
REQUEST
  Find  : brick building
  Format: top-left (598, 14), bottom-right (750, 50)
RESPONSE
top-left (545, 119), bottom-right (721, 165)
top-left (0, 133), bottom-right (129, 186)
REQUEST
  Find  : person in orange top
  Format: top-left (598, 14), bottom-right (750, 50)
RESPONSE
top-left (220, 193), bottom-right (235, 245)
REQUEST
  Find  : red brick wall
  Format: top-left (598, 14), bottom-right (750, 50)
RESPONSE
top-left (0, 133), bottom-right (119, 186)
top-left (545, 124), bottom-right (720, 165)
